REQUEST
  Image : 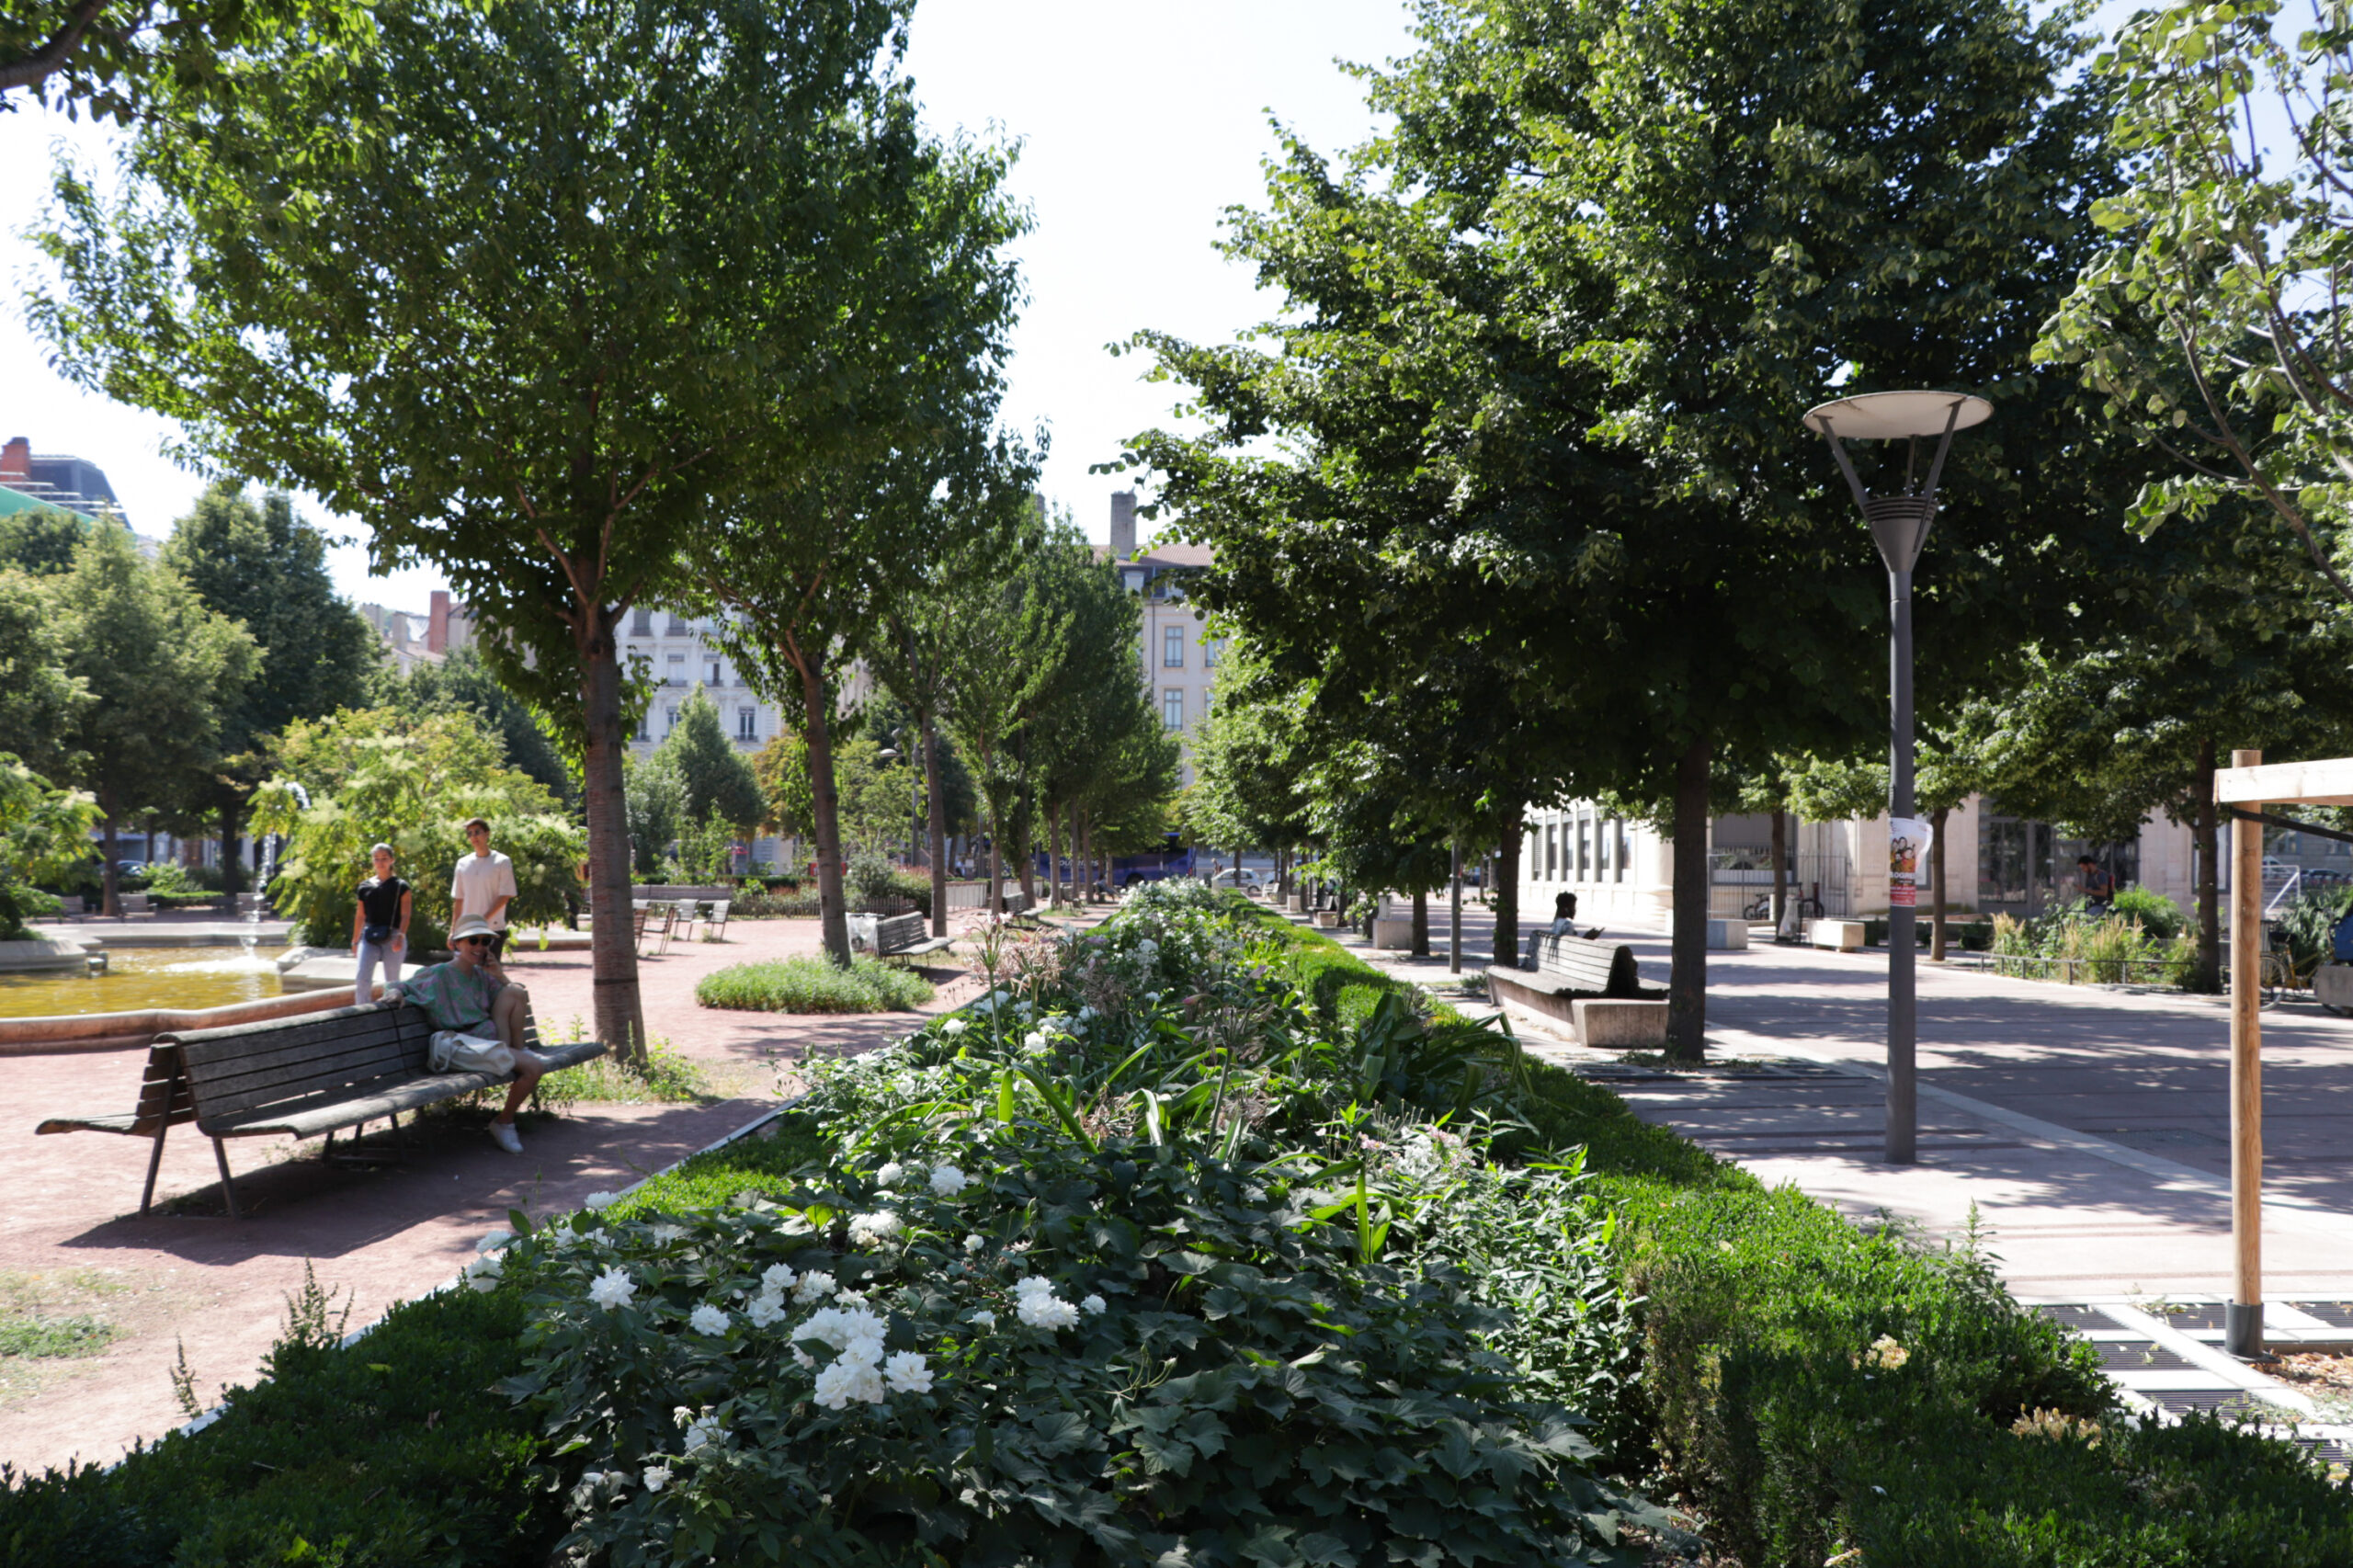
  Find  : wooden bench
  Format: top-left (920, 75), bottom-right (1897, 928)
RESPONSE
top-left (1483, 935), bottom-right (1658, 1032)
top-left (34, 999), bottom-right (607, 1218)
top-left (874, 912), bottom-right (955, 962)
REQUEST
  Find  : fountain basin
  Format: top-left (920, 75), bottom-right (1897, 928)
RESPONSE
top-left (0, 939), bottom-right (95, 974)
top-left (0, 987), bottom-right (365, 1055)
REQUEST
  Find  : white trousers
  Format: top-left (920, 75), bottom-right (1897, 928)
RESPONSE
top-left (356, 937), bottom-right (404, 1005)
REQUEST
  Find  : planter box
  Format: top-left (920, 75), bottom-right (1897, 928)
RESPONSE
top-left (1572, 998), bottom-right (1668, 1049)
top-left (2318, 963), bottom-right (2353, 1013)
top-left (1313, 912), bottom-right (1341, 928)
top-left (1811, 919), bottom-right (1866, 952)
top-left (1706, 918), bottom-right (1748, 951)
top-left (1370, 916), bottom-right (1415, 949)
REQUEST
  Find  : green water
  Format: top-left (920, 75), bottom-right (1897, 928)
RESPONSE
top-left (0, 947), bottom-right (287, 1018)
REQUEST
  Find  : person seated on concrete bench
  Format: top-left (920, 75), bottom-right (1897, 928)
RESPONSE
top-left (1524, 892), bottom-right (1603, 968)
top-left (385, 915), bottom-right (545, 1155)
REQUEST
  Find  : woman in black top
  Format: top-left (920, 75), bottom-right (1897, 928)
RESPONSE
top-left (351, 843), bottom-right (414, 1004)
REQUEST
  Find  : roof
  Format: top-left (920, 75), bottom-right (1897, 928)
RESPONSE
top-left (1135, 540), bottom-right (1212, 569)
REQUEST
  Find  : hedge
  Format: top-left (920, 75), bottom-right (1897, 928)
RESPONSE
top-left (1, 895), bottom-right (2343, 1566)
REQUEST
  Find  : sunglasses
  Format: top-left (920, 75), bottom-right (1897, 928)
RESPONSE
top-left (458, 937), bottom-right (494, 948)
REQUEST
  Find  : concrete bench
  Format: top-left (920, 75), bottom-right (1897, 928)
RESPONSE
top-left (1484, 934), bottom-right (1665, 1045)
top-left (34, 1000), bottom-right (606, 1218)
top-left (874, 911), bottom-right (954, 962)
top-left (1811, 919), bottom-right (1867, 952)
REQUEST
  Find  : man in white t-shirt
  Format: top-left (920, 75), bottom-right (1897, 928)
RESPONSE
top-left (450, 817), bottom-right (519, 966)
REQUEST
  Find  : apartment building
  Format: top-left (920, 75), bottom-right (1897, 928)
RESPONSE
top-left (1106, 491), bottom-right (1221, 787)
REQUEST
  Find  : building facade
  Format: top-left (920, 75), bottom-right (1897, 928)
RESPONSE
top-left (0, 436), bottom-right (127, 525)
top-left (1107, 491), bottom-right (1221, 787)
top-left (359, 589), bottom-right (477, 675)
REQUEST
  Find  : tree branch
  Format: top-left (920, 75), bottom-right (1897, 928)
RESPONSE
top-left (0, 0), bottom-right (124, 94)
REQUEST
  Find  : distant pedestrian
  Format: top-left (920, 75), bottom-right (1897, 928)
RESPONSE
top-left (2079, 855), bottom-right (2116, 914)
top-left (450, 816), bottom-right (518, 970)
top-left (351, 843), bottom-right (412, 1005)
top-left (392, 915), bottom-right (544, 1153)
top-left (1525, 892), bottom-right (1602, 968)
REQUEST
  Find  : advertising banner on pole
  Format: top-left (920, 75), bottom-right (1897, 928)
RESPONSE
top-left (1889, 817), bottom-right (1932, 909)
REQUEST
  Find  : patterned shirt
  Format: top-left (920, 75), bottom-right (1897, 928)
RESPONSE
top-left (401, 959), bottom-right (503, 1033)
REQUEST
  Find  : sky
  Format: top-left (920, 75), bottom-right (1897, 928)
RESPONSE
top-left (0, 1), bottom-right (1420, 611)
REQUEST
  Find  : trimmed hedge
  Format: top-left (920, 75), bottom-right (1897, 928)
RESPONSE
top-left (3, 895), bottom-right (2345, 1566)
top-left (694, 955), bottom-right (934, 1013)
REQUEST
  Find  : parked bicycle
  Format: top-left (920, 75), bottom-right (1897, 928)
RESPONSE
top-left (1744, 885), bottom-right (1824, 923)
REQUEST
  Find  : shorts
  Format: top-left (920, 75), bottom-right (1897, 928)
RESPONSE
top-left (429, 1028), bottom-right (542, 1079)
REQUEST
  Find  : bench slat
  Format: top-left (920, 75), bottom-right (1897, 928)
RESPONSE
top-left (200, 1071), bottom-right (506, 1138)
top-left (174, 1014), bottom-right (413, 1072)
top-left (162, 1001), bottom-right (392, 1051)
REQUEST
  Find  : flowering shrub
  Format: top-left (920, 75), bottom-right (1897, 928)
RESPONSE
top-left (502, 1119), bottom-right (1643, 1566)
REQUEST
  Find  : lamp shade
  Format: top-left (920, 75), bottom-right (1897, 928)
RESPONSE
top-left (1802, 390), bottom-right (1992, 440)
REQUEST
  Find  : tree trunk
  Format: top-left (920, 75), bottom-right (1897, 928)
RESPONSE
top-left (1495, 811), bottom-right (1522, 967)
top-left (1928, 804), bottom-right (1951, 962)
top-left (579, 627), bottom-right (649, 1065)
top-left (99, 797), bottom-right (120, 918)
top-left (1411, 886), bottom-right (1429, 957)
top-left (922, 711), bottom-right (949, 938)
top-left (1046, 800), bottom-right (1064, 909)
top-left (2195, 736), bottom-right (2222, 991)
top-left (1666, 737), bottom-right (1711, 1063)
top-left (792, 657), bottom-right (853, 966)
top-left (220, 798), bottom-right (245, 909)
top-left (1769, 804), bottom-right (1788, 933)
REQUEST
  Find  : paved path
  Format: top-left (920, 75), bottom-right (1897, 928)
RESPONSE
top-left (0, 915), bottom-right (970, 1477)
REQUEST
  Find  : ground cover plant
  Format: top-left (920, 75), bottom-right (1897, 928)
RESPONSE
top-left (2, 883), bottom-right (2347, 1566)
top-left (696, 955), bottom-right (936, 1014)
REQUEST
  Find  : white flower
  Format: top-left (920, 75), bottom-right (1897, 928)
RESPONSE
top-left (943, 1017), bottom-right (969, 1037)
top-left (962, 1233), bottom-right (985, 1253)
top-left (642, 1463), bottom-right (673, 1493)
top-left (1077, 1005), bottom-right (1097, 1022)
top-left (876, 1161), bottom-right (905, 1188)
top-left (793, 1270), bottom-right (837, 1303)
top-left (970, 1309), bottom-right (997, 1328)
top-left (813, 1355), bottom-right (887, 1409)
top-left (584, 1190), bottom-right (619, 1210)
top-left (463, 1254), bottom-right (503, 1292)
top-left (476, 1229), bottom-right (515, 1254)
top-left (1016, 999), bottom-right (1033, 1017)
top-left (689, 1303), bottom-right (730, 1335)
top-left (848, 1210), bottom-right (903, 1247)
top-left (792, 1346), bottom-right (816, 1369)
top-left (1081, 1294), bottom-right (1107, 1316)
top-left (587, 1267), bottom-right (635, 1310)
top-left (680, 1409), bottom-right (722, 1451)
top-left (1022, 1030), bottom-right (1048, 1053)
top-left (884, 1350), bottom-right (933, 1393)
top-left (929, 1165), bottom-right (970, 1198)
top-left (1013, 1277), bottom-right (1080, 1330)
top-left (761, 1262), bottom-right (798, 1294)
top-left (649, 1222), bottom-right (687, 1244)
top-left (746, 1292), bottom-right (790, 1329)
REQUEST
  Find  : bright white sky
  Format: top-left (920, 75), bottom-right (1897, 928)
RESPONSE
top-left (0, 1), bottom-right (1419, 610)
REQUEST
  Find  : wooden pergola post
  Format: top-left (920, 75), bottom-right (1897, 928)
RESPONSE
top-left (2226, 747), bottom-right (2264, 1358)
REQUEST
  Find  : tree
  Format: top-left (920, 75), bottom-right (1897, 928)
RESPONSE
top-left (161, 480), bottom-right (375, 900)
top-left (0, 569), bottom-right (89, 779)
top-left (390, 647), bottom-right (574, 805)
top-left (1, 0), bottom-right (370, 116)
top-left (253, 705), bottom-right (581, 949)
top-left (34, 0), bottom-right (957, 1061)
top-left (1128, 0), bottom-right (2121, 1060)
top-left (649, 685), bottom-right (764, 834)
top-left (0, 503), bottom-right (90, 575)
top-left (0, 753), bottom-right (99, 938)
top-left (2040, 0), bottom-right (2353, 605)
top-left (50, 524), bottom-right (255, 914)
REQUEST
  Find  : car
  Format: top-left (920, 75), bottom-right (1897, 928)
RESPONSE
top-left (1207, 867), bottom-right (1261, 890)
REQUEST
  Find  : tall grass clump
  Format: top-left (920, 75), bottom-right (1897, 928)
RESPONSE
top-left (695, 955), bottom-right (935, 1014)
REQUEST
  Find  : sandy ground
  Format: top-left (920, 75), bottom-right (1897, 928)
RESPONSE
top-left (0, 915), bottom-right (986, 1478)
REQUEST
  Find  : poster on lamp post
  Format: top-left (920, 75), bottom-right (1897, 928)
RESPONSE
top-left (1888, 817), bottom-right (1932, 908)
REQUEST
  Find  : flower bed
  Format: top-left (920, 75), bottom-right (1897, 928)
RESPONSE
top-left (694, 955), bottom-right (935, 1014)
top-left (4, 883), bottom-right (2347, 1566)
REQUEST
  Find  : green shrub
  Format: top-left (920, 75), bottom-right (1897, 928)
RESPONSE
top-left (695, 955), bottom-right (935, 1013)
top-left (2109, 884), bottom-right (2186, 939)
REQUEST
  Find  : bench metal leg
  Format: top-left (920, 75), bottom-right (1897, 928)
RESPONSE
top-left (212, 1138), bottom-right (242, 1220)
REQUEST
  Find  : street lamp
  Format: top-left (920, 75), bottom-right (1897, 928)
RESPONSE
top-left (1802, 389), bottom-right (1992, 1165)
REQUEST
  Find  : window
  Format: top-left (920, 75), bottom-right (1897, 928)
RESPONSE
top-left (709, 659), bottom-right (723, 686)
top-left (635, 714), bottom-right (650, 741)
top-left (666, 652), bottom-right (686, 685)
top-left (1162, 688), bottom-right (1184, 731)
top-left (1163, 627), bottom-right (1184, 667)
top-left (1611, 820), bottom-right (1628, 882)
top-left (737, 708), bottom-right (757, 741)
top-left (1597, 816), bottom-right (1613, 877)
top-left (665, 707), bottom-right (678, 734)
top-left (631, 608), bottom-right (652, 635)
top-left (1546, 824), bottom-right (1559, 880)
top-left (666, 614), bottom-right (690, 636)
top-left (1204, 637), bottom-right (1225, 667)
top-left (1576, 818), bottom-right (1591, 879)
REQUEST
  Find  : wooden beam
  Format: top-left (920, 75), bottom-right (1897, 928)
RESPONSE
top-left (2227, 747), bottom-right (2266, 1358)
top-left (2214, 756), bottom-right (2353, 806)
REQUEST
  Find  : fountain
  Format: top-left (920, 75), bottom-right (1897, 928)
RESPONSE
top-left (241, 781), bottom-right (308, 962)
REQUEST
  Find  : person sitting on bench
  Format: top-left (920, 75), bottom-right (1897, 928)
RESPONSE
top-left (1524, 892), bottom-right (1604, 969)
top-left (386, 915), bottom-right (546, 1154)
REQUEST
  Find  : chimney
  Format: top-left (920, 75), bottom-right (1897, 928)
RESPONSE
top-left (0, 437), bottom-right (28, 484)
top-left (428, 590), bottom-right (450, 653)
top-left (1108, 491), bottom-right (1137, 560)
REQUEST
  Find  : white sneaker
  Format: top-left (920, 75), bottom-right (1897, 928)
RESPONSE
top-left (489, 1120), bottom-right (523, 1154)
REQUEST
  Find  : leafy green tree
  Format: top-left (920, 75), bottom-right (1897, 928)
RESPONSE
top-left (0, 753), bottom-right (100, 938)
top-left (253, 706), bottom-right (581, 949)
top-left (0, 503), bottom-right (90, 575)
top-left (830, 733), bottom-right (918, 858)
top-left (0, 570), bottom-right (89, 779)
top-left (623, 751), bottom-right (687, 878)
top-left (1, 0), bottom-right (371, 118)
top-left (160, 480), bottom-right (375, 900)
top-left (1129, 0), bottom-right (2120, 1059)
top-left (2039, 0), bottom-right (2353, 604)
top-left (389, 647), bottom-right (573, 805)
top-left (33, 0), bottom-right (959, 1058)
top-left (649, 685), bottom-right (764, 835)
top-left (751, 730), bottom-right (815, 848)
top-left (51, 524), bottom-right (256, 915)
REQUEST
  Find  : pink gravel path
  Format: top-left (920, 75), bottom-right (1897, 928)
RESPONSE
top-left (0, 916), bottom-right (974, 1478)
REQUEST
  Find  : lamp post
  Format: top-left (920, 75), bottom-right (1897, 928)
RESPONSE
top-left (1802, 390), bottom-right (1991, 1165)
